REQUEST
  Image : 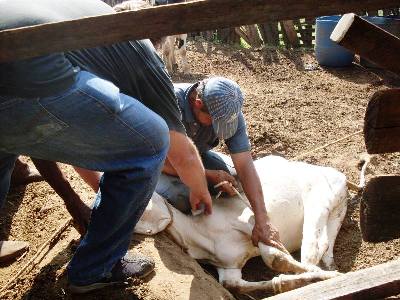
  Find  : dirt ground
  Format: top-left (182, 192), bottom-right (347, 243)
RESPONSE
top-left (1, 40), bottom-right (400, 300)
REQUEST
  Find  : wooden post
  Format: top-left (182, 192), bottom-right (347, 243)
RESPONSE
top-left (266, 259), bottom-right (400, 300)
top-left (281, 20), bottom-right (300, 48)
top-left (361, 175), bottom-right (400, 242)
top-left (364, 88), bottom-right (400, 154)
top-left (330, 13), bottom-right (400, 76)
top-left (259, 22), bottom-right (280, 46)
top-left (1, 0), bottom-right (399, 63)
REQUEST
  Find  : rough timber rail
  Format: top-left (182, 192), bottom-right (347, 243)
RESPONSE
top-left (0, 0), bottom-right (399, 63)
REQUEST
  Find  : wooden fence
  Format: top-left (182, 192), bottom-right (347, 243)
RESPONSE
top-left (103, 0), bottom-right (400, 48)
top-left (209, 7), bottom-right (400, 48)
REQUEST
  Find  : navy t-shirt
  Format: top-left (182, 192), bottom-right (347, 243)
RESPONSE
top-left (67, 40), bottom-right (185, 133)
top-left (0, 0), bottom-right (114, 97)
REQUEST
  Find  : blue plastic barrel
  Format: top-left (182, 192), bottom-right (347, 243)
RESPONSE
top-left (315, 15), bottom-right (355, 67)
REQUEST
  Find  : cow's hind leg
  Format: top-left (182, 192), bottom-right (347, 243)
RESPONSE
top-left (177, 34), bottom-right (189, 74)
top-left (217, 267), bottom-right (339, 294)
top-left (301, 204), bottom-right (330, 266)
top-left (259, 243), bottom-right (321, 274)
top-left (321, 198), bottom-right (347, 270)
top-left (300, 179), bottom-right (335, 266)
top-left (162, 37), bottom-right (175, 74)
top-left (302, 172), bottom-right (347, 269)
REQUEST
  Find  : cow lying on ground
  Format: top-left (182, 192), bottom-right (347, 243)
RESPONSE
top-left (114, 0), bottom-right (190, 74)
top-left (135, 155), bottom-right (347, 294)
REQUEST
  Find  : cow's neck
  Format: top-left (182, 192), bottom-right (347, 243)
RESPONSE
top-left (165, 204), bottom-right (215, 260)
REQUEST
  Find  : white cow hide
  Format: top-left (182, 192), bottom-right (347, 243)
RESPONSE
top-left (135, 155), bottom-right (347, 293)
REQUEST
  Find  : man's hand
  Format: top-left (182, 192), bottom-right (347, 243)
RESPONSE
top-left (252, 220), bottom-right (289, 255)
top-left (189, 190), bottom-right (213, 215)
top-left (11, 159), bottom-right (43, 186)
top-left (206, 169), bottom-right (238, 196)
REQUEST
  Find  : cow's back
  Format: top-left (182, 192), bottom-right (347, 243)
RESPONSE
top-left (254, 156), bottom-right (347, 252)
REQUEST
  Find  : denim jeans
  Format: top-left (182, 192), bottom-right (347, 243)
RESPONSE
top-left (0, 70), bottom-right (169, 285)
top-left (155, 150), bottom-right (235, 214)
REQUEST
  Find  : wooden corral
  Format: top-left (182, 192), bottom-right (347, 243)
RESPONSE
top-left (361, 89), bottom-right (400, 243)
top-left (364, 89), bottom-right (400, 154)
top-left (1, 0), bottom-right (400, 62)
top-left (2, 1), bottom-right (400, 299)
top-left (361, 175), bottom-right (400, 242)
top-left (331, 14), bottom-right (400, 76)
top-left (267, 259), bottom-right (400, 300)
top-left (106, 1), bottom-right (400, 49)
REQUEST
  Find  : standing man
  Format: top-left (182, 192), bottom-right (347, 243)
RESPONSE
top-left (156, 77), bottom-right (287, 252)
top-left (0, 0), bottom-right (211, 294)
top-left (65, 38), bottom-right (212, 216)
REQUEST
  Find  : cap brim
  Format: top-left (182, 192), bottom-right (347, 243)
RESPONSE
top-left (211, 115), bottom-right (239, 140)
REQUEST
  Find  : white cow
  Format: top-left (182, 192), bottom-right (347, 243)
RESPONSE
top-left (114, 0), bottom-right (190, 74)
top-left (135, 155), bottom-right (347, 294)
top-left (149, 0), bottom-right (190, 74)
top-left (160, 34), bottom-right (189, 74)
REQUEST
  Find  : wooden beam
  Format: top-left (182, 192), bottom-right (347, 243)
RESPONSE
top-left (266, 259), bottom-right (400, 300)
top-left (364, 88), bottom-right (400, 154)
top-left (331, 13), bottom-right (400, 76)
top-left (0, 0), bottom-right (399, 63)
top-left (360, 175), bottom-right (400, 242)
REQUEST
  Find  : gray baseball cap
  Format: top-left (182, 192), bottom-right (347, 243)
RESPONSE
top-left (202, 77), bottom-right (244, 140)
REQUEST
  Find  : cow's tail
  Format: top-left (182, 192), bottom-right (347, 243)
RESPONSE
top-left (347, 153), bottom-right (373, 193)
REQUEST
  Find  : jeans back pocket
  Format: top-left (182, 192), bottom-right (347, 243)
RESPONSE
top-left (0, 96), bottom-right (68, 153)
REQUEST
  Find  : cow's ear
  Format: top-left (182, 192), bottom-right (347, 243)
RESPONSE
top-left (134, 193), bottom-right (172, 235)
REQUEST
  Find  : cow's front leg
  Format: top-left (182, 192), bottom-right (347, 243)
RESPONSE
top-left (217, 268), bottom-right (274, 294)
top-left (217, 268), bottom-right (339, 294)
top-left (259, 243), bottom-right (321, 274)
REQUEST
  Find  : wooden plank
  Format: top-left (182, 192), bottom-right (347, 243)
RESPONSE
top-left (361, 175), bottom-right (400, 242)
top-left (266, 259), bottom-right (400, 300)
top-left (331, 13), bottom-right (400, 76)
top-left (281, 20), bottom-right (300, 48)
top-left (364, 88), bottom-right (400, 154)
top-left (0, 0), bottom-right (399, 63)
top-left (259, 22), bottom-right (280, 46)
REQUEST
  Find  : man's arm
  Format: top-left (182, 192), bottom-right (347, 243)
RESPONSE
top-left (167, 131), bottom-right (213, 214)
top-left (231, 151), bottom-right (288, 253)
top-left (163, 158), bottom-right (237, 197)
top-left (31, 159), bottom-right (91, 236)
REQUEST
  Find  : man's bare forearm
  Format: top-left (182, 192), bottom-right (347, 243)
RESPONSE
top-left (232, 152), bottom-right (268, 221)
top-left (31, 159), bottom-right (80, 202)
top-left (162, 158), bottom-right (179, 177)
top-left (167, 131), bottom-right (208, 189)
top-left (31, 159), bottom-right (91, 235)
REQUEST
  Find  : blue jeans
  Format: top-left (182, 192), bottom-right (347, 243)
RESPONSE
top-left (0, 70), bottom-right (169, 285)
top-left (155, 150), bottom-right (235, 214)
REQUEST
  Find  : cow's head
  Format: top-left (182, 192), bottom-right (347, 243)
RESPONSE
top-left (134, 192), bottom-right (172, 235)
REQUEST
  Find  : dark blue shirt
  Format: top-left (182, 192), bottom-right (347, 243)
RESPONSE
top-left (174, 83), bottom-right (251, 154)
top-left (0, 0), bottom-right (114, 97)
top-left (67, 40), bottom-right (185, 133)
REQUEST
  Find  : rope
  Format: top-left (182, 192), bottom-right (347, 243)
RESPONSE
top-left (290, 129), bottom-right (363, 192)
top-left (214, 181), bottom-right (252, 211)
top-left (291, 130), bottom-right (362, 161)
